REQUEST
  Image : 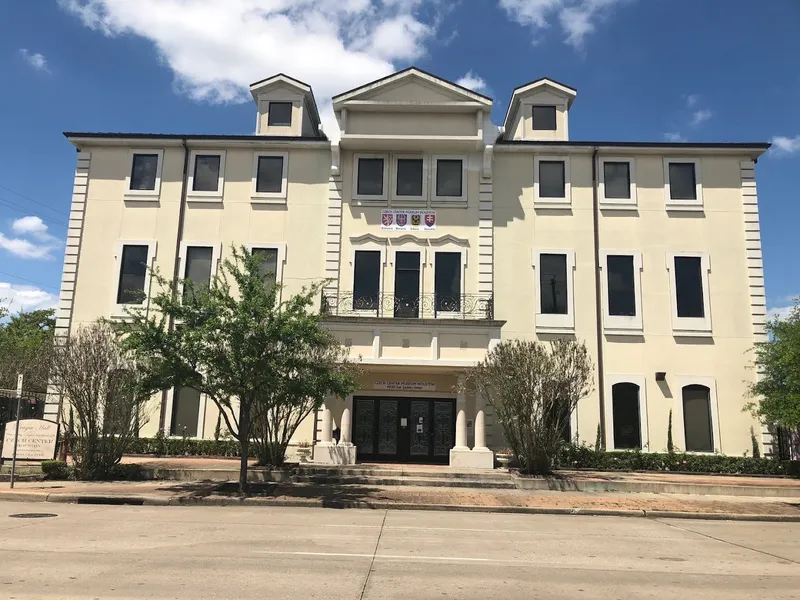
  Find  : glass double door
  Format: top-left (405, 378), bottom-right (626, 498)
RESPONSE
top-left (353, 397), bottom-right (455, 463)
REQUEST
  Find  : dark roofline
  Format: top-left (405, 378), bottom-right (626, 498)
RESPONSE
top-left (332, 66), bottom-right (494, 102)
top-left (249, 72), bottom-right (312, 90)
top-left (496, 139), bottom-right (770, 150)
top-left (63, 132), bottom-right (329, 142)
top-left (511, 76), bottom-right (577, 94)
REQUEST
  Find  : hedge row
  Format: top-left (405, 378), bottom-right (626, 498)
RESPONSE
top-left (559, 445), bottom-right (800, 476)
top-left (41, 460), bottom-right (146, 481)
top-left (127, 437), bottom-right (251, 458)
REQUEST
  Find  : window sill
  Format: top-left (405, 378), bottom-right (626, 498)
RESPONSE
top-left (535, 324), bottom-right (575, 335)
top-left (672, 329), bottom-right (713, 338)
top-left (534, 200), bottom-right (571, 210)
top-left (390, 197), bottom-right (428, 207)
top-left (431, 200), bottom-right (468, 209)
top-left (604, 328), bottom-right (643, 337)
top-left (599, 201), bottom-right (638, 211)
top-left (352, 198), bottom-right (388, 206)
top-left (251, 195), bottom-right (287, 205)
top-left (124, 192), bottom-right (160, 202)
top-left (187, 194), bottom-right (223, 203)
top-left (666, 202), bottom-right (704, 213)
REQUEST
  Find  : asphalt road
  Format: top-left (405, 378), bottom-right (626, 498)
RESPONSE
top-left (1, 502), bottom-right (799, 599)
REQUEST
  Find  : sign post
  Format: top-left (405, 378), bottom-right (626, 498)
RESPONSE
top-left (9, 374), bottom-right (23, 489)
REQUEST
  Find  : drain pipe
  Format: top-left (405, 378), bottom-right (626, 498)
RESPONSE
top-left (591, 146), bottom-right (607, 450)
top-left (158, 139), bottom-right (191, 433)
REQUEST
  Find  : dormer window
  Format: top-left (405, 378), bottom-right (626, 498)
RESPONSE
top-left (268, 102), bottom-right (293, 127)
top-left (532, 105), bottom-right (557, 131)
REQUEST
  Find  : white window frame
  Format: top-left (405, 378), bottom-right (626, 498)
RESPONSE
top-left (674, 376), bottom-right (721, 454)
top-left (178, 241), bottom-right (222, 299)
top-left (245, 242), bottom-right (288, 302)
top-left (251, 151), bottom-right (289, 203)
top-left (353, 153), bottom-right (389, 202)
top-left (391, 153), bottom-right (428, 204)
top-left (533, 155), bottom-right (571, 208)
top-left (165, 386), bottom-right (207, 440)
top-left (390, 243), bottom-right (426, 317)
top-left (663, 158), bottom-right (703, 211)
top-left (187, 150), bottom-right (226, 202)
top-left (431, 155), bottom-right (467, 204)
top-left (666, 252), bottom-right (712, 336)
top-left (349, 238), bottom-right (388, 316)
top-left (267, 100), bottom-right (294, 127)
top-left (600, 250), bottom-right (643, 335)
top-left (605, 374), bottom-right (649, 451)
top-left (124, 149), bottom-right (164, 201)
top-left (111, 240), bottom-right (157, 317)
top-left (531, 248), bottom-right (576, 333)
top-left (599, 157), bottom-right (637, 209)
top-left (430, 245), bottom-right (468, 320)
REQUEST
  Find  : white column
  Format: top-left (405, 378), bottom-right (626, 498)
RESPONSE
top-left (474, 409), bottom-right (487, 450)
top-left (454, 409), bottom-right (468, 450)
top-left (319, 404), bottom-right (333, 446)
top-left (340, 407), bottom-right (353, 446)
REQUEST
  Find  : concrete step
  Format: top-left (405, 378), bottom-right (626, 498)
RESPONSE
top-left (290, 473), bottom-right (517, 489)
top-left (296, 466), bottom-right (511, 482)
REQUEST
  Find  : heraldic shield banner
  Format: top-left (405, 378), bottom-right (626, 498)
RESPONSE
top-left (381, 210), bottom-right (436, 231)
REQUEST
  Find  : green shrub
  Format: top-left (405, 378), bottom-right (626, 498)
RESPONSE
top-left (105, 463), bottom-right (146, 481)
top-left (127, 437), bottom-right (252, 458)
top-left (557, 445), bottom-right (797, 476)
top-left (41, 460), bottom-right (71, 480)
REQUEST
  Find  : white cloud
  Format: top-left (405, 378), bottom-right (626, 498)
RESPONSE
top-left (664, 132), bottom-right (685, 142)
top-left (0, 216), bottom-right (61, 259)
top-left (770, 135), bottom-right (800, 155)
top-left (0, 234), bottom-right (57, 259)
top-left (690, 108), bottom-right (712, 126)
top-left (0, 283), bottom-right (58, 313)
top-left (684, 94), bottom-right (699, 108)
top-left (11, 216), bottom-right (54, 241)
top-left (499, 0), bottom-right (630, 48)
top-left (19, 49), bottom-right (50, 72)
top-left (456, 71), bottom-right (487, 92)
top-left (767, 305), bottom-right (797, 321)
top-left (58, 0), bottom-right (447, 140)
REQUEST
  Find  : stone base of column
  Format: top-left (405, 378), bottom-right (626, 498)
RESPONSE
top-left (449, 447), bottom-right (494, 469)
top-left (312, 442), bottom-right (356, 465)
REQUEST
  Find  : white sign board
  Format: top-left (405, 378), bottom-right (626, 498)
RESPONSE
top-left (381, 210), bottom-right (436, 231)
top-left (374, 380), bottom-right (436, 392)
top-left (2, 419), bottom-right (58, 460)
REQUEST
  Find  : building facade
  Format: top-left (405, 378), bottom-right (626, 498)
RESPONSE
top-left (52, 68), bottom-right (771, 464)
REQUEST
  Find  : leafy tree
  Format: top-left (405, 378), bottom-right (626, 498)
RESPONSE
top-left (466, 338), bottom-right (593, 474)
top-left (746, 299), bottom-right (800, 457)
top-left (117, 246), bottom-right (359, 494)
top-left (0, 308), bottom-right (55, 392)
top-left (49, 321), bottom-right (154, 479)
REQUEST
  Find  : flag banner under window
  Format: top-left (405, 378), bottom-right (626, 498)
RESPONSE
top-left (381, 210), bottom-right (436, 231)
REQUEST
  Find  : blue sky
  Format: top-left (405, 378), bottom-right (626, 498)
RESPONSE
top-left (0, 0), bottom-right (798, 316)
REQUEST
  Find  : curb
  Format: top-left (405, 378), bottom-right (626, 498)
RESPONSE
top-left (3, 492), bottom-right (800, 522)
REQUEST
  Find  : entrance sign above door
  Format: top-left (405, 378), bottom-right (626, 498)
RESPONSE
top-left (381, 210), bottom-right (436, 231)
top-left (2, 419), bottom-right (58, 460)
top-left (374, 380), bottom-right (436, 392)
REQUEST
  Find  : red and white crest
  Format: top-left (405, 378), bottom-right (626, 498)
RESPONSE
top-left (424, 213), bottom-right (436, 227)
top-left (381, 212), bottom-right (394, 227)
top-left (396, 212), bottom-right (408, 227)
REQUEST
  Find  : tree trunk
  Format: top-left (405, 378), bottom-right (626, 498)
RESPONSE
top-left (238, 402), bottom-right (251, 495)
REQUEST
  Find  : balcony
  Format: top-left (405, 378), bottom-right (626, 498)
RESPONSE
top-left (321, 291), bottom-right (494, 321)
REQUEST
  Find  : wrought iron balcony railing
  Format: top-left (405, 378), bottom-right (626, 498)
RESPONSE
top-left (321, 291), bottom-right (494, 320)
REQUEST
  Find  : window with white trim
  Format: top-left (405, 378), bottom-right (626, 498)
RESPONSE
top-left (534, 156), bottom-right (571, 207)
top-left (682, 384), bottom-right (714, 452)
top-left (124, 150), bottom-right (164, 200)
top-left (599, 157), bottom-right (636, 208)
top-left (532, 249), bottom-right (575, 332)
top-left (532, 105), bottom-right (557, 131)
top-left (432, 156), bottom-right (466, 202)
top-left (434, 252), bottom-right (462, 313)
top-left (247, 243), bottom-right (287, 299)
top-left (188, 150), bottom-right (225, 200)
top-left (664, 158), bottom-right (703, 210)
top-left (252, 152), bottom-right (288, 201)
top-left (601, 251), bottom-right (643, 334)
top-left (267, 102), bottom-right (293, 127)
top-left (393, 155), bottom-right (426, 202)
top-left (353, 154), bottom-right (388, 201)
top-left (666, 253), bottom-right (711, 335)
top-left (170, 387), bottom-right (202, 437)
top-left (112, 241), bottom-right (156, 314)
top-left (353, 250), bottom-right (381, 311)
top-left (180, 242), bottom-right (221, 302)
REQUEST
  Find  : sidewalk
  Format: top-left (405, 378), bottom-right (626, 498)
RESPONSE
top-left (2, 476), bottom-right (800, 522)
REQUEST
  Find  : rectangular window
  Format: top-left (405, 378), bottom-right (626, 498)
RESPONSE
top-left (116, 245), bottom-right (149, 305)
top-left (435, 159), bottom-right (463, 198)
top-left (353, 250), bottom-right (380, 311)
top-left (394, 251), bottom-right (420, 318)
top-left (682, 385), bottom-right (714, 453)
top-left (192, 154), bottom-right (221, 192)
top-left (532, 105), bottom-right (557, 131)
top-left (539, 253), bottom-right (568, 315)
top-left (607, 255), bottom-right (636, 317)
top-left (256, 156), bottom-right (284, 193)
top-left (674, 256), bottom-right (704, 318)
top-left (668, 163), bottom-right (697, 200)
top-left (130, 154), bottom-right (159, 191)
top-left (267, 102), bottom-right (293, 126)
top-left (396, 158), bottom-right (424, 197)
top-left (252, 247), bottom-right (279, 290)
top-left (539, 161), bottom-right (566, 198)
top-left (170, 387), bottom-right (201, 437)
top-left (357, 157), bottom-right (385, 197)
top-left (183, 246), bottom-right (214, 301)
top-left (434, 252), bottom-right (461, 313)
top-left (603, 162), bottom-right (631, 199)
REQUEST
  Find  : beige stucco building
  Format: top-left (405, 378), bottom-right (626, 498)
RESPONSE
top-left (51, 68), bottom-right (771, 465)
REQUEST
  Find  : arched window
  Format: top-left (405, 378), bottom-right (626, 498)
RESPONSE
top-left (612, 382), bottom-right (642, 449)
top-left (682, 384), bottom-right (713, 452)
